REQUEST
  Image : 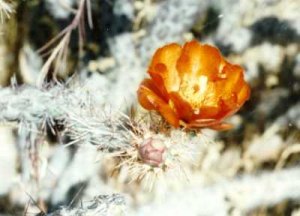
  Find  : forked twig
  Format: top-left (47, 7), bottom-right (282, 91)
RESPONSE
top-left (37, 0), bottom-right (93, 87)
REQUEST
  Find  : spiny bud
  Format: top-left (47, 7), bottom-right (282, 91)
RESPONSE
top-left (138, 137), bottom-right (166, 167)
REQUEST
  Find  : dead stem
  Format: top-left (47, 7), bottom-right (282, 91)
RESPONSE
top-left (36, 0), bottom-right (92, 88)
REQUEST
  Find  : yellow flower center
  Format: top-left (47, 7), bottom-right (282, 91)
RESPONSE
top-left (179, 75), bottom-right (207, 108)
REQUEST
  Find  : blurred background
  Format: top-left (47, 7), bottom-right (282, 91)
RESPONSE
top-left (0, 0), bottom-right (299, 215)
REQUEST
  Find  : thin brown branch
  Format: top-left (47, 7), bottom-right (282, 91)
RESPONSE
top-left (36, 0), bottom-right (92, 87)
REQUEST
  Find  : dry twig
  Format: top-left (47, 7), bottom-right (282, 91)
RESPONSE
top-left (36, 0), bottom-right (93, 87)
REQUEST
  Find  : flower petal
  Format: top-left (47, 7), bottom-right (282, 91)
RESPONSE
top-left (239, 81), bottom-right (250, 100)
top-left (218, 64), bottom-right (244, 99)
top-left (149, 43), bottom-right (182, 93)
top-left (177, 40), bottom-right (222, 80)
top-left (198, 105), bottom-right (221, 119)
top-left (137, 79), bottom-right (159, 109)
top-left (208, 122), bottom-right (233, 131)
top-left (186, 119), bottom-right (219, 128)
top-left (168, 92), bottom-right (194, 122)
top-left (137, 79), bottom-right (180, 127)
top-left (147, 66), bottom-right (169, 101)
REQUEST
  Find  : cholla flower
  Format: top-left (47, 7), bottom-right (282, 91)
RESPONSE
top-left (138, 40), bottom-right (250, 130)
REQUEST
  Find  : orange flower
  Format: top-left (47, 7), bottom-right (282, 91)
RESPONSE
top-left (137, 40), bottom-right (250, 130)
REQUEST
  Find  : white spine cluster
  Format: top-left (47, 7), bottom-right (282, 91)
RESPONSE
top-left (47, 194), bottom-right (126, 216)
top-left (0, 85), bottom-right (131, 152)
top-left (136, 167), bottom-right (300, 216)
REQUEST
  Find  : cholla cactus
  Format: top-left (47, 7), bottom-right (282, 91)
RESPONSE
top-left (98, 112), bottom-right (212, 190)
top-left (0, 83), bottom-right (211, 185)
